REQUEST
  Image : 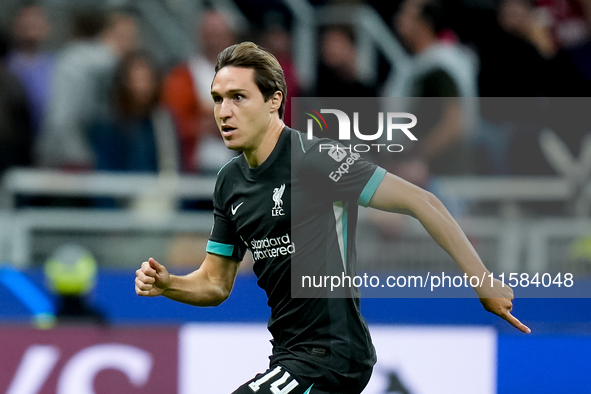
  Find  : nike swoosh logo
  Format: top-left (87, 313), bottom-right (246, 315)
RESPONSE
top-left (231, 202), bottom-right (244, 215)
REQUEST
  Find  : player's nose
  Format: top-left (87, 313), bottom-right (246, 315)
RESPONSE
top-left (218, 98), bottom-right (233, 119)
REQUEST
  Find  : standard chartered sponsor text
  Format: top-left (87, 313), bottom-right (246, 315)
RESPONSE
top-left (251, 233), bottom-right (295, 261)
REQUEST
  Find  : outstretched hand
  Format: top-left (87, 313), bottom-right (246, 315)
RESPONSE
top-left (476, 277), bottom-right (531, 334)
top-left (135, 258), bottom-right (171, 297)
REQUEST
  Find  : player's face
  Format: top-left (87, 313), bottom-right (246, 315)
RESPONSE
top-left (211, 66), bottom-right (275, 153)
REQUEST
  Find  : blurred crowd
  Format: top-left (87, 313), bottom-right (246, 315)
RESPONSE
top-left (1, 0), bottom-right (591, 186)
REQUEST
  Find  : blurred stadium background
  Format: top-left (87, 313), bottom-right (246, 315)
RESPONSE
top-left (1, 0), bottom-right (591, 393)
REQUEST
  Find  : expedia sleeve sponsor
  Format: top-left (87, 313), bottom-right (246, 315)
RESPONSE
top-left (301, 137), bottom-right (385, 205)
top-left (328, 152), bottom-right (361, 182)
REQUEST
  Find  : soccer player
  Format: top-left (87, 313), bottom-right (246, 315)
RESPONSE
top-left (135, 42), bottom-right (530, 394)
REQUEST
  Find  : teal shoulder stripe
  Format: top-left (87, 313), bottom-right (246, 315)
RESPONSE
top-left (216, 156), bottom-right (240, 176)
top-left (332, 201), bottom-right (348, 271)
top-left (303, 384), bottom-right (314, 394)
top-left (357, 166), bottom-right (387, 207)
top-left (295, 130), bottom-right (307, 153)
top-left (206, 240), bottom-right (234, 256)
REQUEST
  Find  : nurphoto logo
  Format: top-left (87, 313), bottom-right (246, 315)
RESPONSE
top-left (304, 108), bottom-right (418, 153)
top-left (328, 146), bottom-right (347, 162)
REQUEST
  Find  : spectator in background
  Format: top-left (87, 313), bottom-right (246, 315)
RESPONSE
top-left (362, 0), bottom-right (478, 253)
top-left (89, 50), bottom-right (178, 174)
top-left (260, 15), bottom-right (300, 127)
top-left (0, 30), bottom-right (34, 175)
top-left (471, 0), bottom-right (543, 175)
top-left (478, 0), bottom-right (552, 97)
top-left (499, 0), bottom-right (556, 57)
top-left (315, 26), bottom-right (377, 97)
top-left (6, 2), bottom-right (55, 137)
top-left (538, 0), bottom-right (591, 49)
top-left (474, 1), bottom-right (589, 176)
top-left (536, 0), bottom-right (591, 94)
top-left (36, 8), bottom-right (137, 170)
top-left (476, 0), bottom-right (553, 174)
top-left (384, 0), bottom-right (478, 185)
top-left (162, 9), bottom-right (237, 174)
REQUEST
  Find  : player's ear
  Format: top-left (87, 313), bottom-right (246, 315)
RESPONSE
top-left (270, 91), bottom-right (282, 113)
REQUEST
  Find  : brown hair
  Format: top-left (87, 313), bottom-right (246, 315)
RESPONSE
top-left (215, 41), bottom-right (287, 119)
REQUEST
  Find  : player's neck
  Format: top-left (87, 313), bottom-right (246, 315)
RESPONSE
top-left (244, 118), bottom-right (285, 168)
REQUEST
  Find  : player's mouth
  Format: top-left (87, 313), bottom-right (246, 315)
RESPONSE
top-left (221, 125), bottom-right (237, 137)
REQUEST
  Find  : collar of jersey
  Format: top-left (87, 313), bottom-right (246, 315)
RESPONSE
top-left (240, 126), bottom-right (290, 179)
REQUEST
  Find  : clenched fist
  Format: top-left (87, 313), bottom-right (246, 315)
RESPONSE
top-left (135, 258), bottom-right (171, 297)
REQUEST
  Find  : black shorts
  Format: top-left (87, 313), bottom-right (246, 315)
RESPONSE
top-left (232, 365), bottom-right (372, 394)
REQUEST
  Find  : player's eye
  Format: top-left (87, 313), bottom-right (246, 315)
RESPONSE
top-left (212, 95), bottom-right (222, 103)
top-left (234, 94), bottom-right (244, 101)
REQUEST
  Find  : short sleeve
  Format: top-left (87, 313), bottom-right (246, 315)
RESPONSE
top-left (206, 184), bottom-right (247, 261)
top-left (301, 140), bottom-right (386, 207)
top-left (357, 166), bottom-right (387, 207)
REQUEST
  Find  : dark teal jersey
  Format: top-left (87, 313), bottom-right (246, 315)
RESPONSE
top-left (207, 126), bottom-right (386, 382)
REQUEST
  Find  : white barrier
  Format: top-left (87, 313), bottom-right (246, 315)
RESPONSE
top-left (1, 168), bottom-right (590, 272)
top-left (178, 323), bottom-right (496, 394)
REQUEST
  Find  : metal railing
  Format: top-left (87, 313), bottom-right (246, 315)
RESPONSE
top-left (1, 168), bottom-right (216, 208)
top-left (2, 168), bottom-right (590, 273)
top-left (0, 169), bottom-right (217, 267)
top-left (284, 0), bottom-right (411, 92)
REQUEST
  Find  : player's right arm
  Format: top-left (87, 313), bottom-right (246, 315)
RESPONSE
top-left (135, 253), bottom-right (240, 307)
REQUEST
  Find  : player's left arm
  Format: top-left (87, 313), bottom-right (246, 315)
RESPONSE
top-left (368, 172), bottom-right (531, 334)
